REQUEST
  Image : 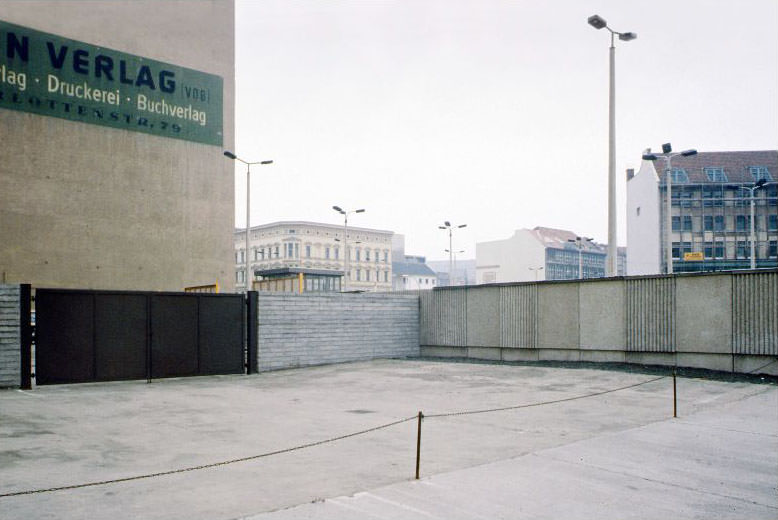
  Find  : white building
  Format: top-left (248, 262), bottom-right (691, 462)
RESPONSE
top-left (476, 227), bottom-right (624, 284)
top-left (235, 221), bottom-right (393, 292)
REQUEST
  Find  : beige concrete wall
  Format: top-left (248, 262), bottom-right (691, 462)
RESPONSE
top-left (579, 280), bottom-right (626, 351)
top-left (676, 274), bottom-right (731, 355)
top-left (0, 1), bottom-right (235, 291)
top-left (537, 282), bottom-right (579, 350)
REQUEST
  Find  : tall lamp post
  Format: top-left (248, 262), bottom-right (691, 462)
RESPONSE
top-left (333, 206), bottom-right (365, 291)
top-left (642, 144), bottom-right (697, 274)
top-left (588, 14), bottom-right (636, 277)
top-left (740, 179), bottom-right (767, 270)
top-left (224, 151), bottom-right (273, 291)
top-left (439, 221), bottom-right (466, 286)
top-left (567, 236), bottom-right (593, 279)
top-left (445, 248), bottom-right (465, 285)
top-left (528, 266), bottom-right (544, 281)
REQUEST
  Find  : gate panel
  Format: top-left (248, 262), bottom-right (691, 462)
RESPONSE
top-left (150, 295), bottom-right (198, 378)
top-left (36, 291), bottom-right (95, 385)
top-left (198, 295), bottom-right (244, 375)
top-left (95, 294), bottom-right (147, 381)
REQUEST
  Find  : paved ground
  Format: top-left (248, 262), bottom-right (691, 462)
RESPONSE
top-left (0, 359), bottom-right (776, 520)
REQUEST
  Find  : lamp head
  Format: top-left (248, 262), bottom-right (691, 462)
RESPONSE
top-left (618, 32), bottom-right (637, 41)
top-left (662, 143), bottom-right (672, 154)
top-left (223, 151), bottom-right (237, 160)
top-left (680, 149), bottom-right (697, 157)
top-left (642, 154), bottom-right (658, 161)
top-left (755, 178), bottom-right (767, 189)
top-left (260, 160), bottom-right (274, 165)
top-left (332, 205), bottom-right (343, 213)
top-left (458, 224), bottom-right (467, 229)
top-left (355, 209), bottom-right (365, 213)
top-left (444, 221), bottom-right (451, 227)
top-left (588, 14), bottom-right (607, 29)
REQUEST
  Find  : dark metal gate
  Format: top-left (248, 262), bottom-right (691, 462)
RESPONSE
top-left (35, 289), bottom-right (247, 385)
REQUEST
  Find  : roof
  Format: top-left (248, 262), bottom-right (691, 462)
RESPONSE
top-left (235, 220), bottom-right (394, 235)
top-left (529, 227), bottom-right (605, 253)
top-left (646, 150), bottom-right (778, 184)
top-left (392, 262), bottom-right (437, 277)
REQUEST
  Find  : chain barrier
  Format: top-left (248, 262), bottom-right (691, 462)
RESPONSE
top-left (0, 415), bottom-right (417, 498)
top-left (424, 375), bottom-right (667, 419)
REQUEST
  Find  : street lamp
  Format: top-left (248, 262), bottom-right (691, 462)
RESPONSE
top-left (642, 144), bottom-right (697, 274)
top-left (528, 266), bottom-right (544, 281)
top-left (588, 14), bottom-right (636, 277)
top-left (567, 236), bottom-right (593, 279)
top-left (445, 248), bottom-right (465, 285)
top-left (439, 221), bottom-right (466, 286)
top-left (333, 206), bottom-right (365, 291)
top-left (224, 150), bottom-right (273, 292)
top-left (740, 179), bottom-right (767, 270)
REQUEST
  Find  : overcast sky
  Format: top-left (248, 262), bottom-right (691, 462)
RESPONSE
top-left (232, 0), bottom-right (778, 261)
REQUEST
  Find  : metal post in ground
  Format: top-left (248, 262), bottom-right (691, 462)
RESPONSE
top-left (415, 411), bottom-right (423, 479)
top-left (673, 368), bottom-right (677, 418)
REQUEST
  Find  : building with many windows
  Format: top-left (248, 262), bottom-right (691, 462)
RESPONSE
top-left (234, 221), bottom-right (393, 292)
top-left (476, 227), bottom-right (625, 283)
top-left (627, 150), bottom-right (778, 275)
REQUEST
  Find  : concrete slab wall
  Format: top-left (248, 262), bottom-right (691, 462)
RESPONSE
top-left (257, 293), bottom-right (419, 372)
top-left (420, 271), bottom-right (778, 375)
top-left (0, 285), bottom-right (21, 387)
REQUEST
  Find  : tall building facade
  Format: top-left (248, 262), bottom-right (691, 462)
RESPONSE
top-left (0, 2), bottom-right (235, 291)
top-left (476, 227), bottom-right (625, 284)
top-left (234, 221), bottom-right (393, 292)
top-left (627, 150), bottom-right (778, 275)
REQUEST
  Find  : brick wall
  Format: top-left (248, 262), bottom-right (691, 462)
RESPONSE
top-left (0, 284), bottom-right (21, 388)
top-left (257, 293), bottom-right (419, 372)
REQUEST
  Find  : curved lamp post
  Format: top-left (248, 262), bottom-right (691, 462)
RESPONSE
top-left (224, 151), bottom-right (273, 291)
top-left (333, 206), bottom-right (365, 291)
top-left (439, 221), bottom-right (466, 286)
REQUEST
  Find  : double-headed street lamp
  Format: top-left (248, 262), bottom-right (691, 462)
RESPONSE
top-left (567, 236), bottom-right (593, 279)
top-left (224, 151), bottom-right (273, 291)
top-left (333, 206), bottom-right (365, 291)
top-left (588, 14), bottom-right (636, 277)
top-left (445, 248), bottom-right (465, 286)
top-left (740, 179), bottom-right (767, 270)
top-left (642, 144), bottom-right (697, 274)
top-left (439, 221), bottom-right (466, 286)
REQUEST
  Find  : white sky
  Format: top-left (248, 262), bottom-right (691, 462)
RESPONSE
top-left (233, 0), bottom-right (778, 262)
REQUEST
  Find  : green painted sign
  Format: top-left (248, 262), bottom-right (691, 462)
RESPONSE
top-left (0, 19), bottom-right (223, 146)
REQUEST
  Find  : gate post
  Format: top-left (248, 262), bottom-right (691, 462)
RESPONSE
top-left (246, 291), bottom-right (258, 374)
top-left (20, 284), bottom-right (32, 390)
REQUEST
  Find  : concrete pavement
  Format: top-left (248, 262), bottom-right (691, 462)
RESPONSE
top-left (0, 359), bottom-right (775, 519)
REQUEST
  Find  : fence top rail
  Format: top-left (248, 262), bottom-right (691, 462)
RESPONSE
top-left (432, 268), bottom-right (778, 292)
top-left (33, 288), bottom-right (244, 298)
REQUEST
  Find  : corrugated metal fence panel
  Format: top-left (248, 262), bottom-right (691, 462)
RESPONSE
top-left (499, 285), bottom-right (537, 348)
top-left (732, 272), bottom-right (778, 355)
top-left (626, 277), bottom-right (675, 352)
top-left (420, 289), bottom-right (467, 346)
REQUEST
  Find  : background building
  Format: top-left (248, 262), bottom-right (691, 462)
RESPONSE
top-left (235, 221), bottom-right (393, 292)
top-left (627, 150), bottom-right (778, 275)
top-left (390, 235), bottom-right (437, 290)
top-left (0, 2), bottom-right (235, 291)
top-left (476, 227), bottom-right (625, 283)
top-left (427, 259), bottom-right (476, 287)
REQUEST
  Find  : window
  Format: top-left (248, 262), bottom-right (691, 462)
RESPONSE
top-left (356, 248), bottom-right (361, 262)
top-left (375, 250), bottom-right (379, 263)
top-left (749, 166), bottom-right (773, 182)
top-left (384, 271), bottom-right (389, 282)
top-left (356, 269), bottom-right (361, 281)
top-left (670, 168), bottom-right (689, 183)
top-left (305, 245), bottom-right (311, 258)
top-left (383, 251), bottom-right (389, 262)
top-left (683, 215), bottom-right (692, 231)
top-left (672, 242), bottom-right (680, 259)
top-left (736, 241), bottom-right (750, 258)
top-left (714, 215), bottom-right (725, 231)
top-left (704, 167), bottom-right (727, 182)
top-left (769, 241), bottom-right (778, 258)
top-left (274, 246), bottom-right (279, 258)
top-left (672, 216), bottom-right (681, 231)
top-left (736, 215), bottom-right (751, 232)
top-left (325, 247), bottom-right (330, 259)
top-left (365, 250), bottom-right (370, 262)
top-left (636, 206), bottom-right (641, 216)
top-left (366, 270), bottom-right (370, 281)
top-left (286, 243), bottom-right (294, 258)
top-left (702, 187), bottom-right (723, 207)
top-left (704, 216), bottom-right (713, 231)
top-left (334, 247), bottom-right (339, 260)
top-left (769, 214), bottom-right (778, 231)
